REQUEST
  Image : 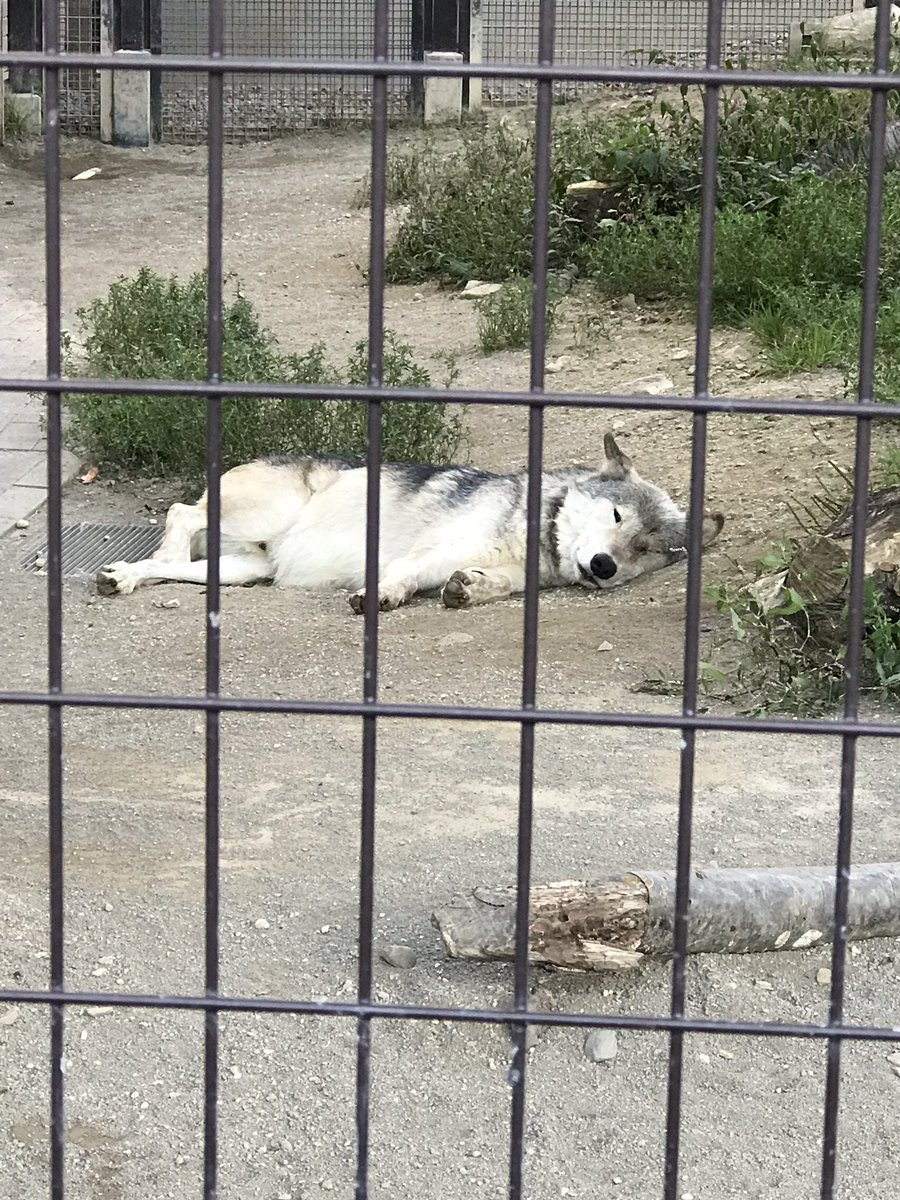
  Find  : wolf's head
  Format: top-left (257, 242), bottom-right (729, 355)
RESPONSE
top-left (556, 434), bottom-right (724, 590)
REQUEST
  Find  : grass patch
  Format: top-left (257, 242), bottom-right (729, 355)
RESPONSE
top-left (584, 170), bottom-right (900, 398)
top-left (63, 268), bottom-right (463, 479)
top-left (476, 278), bottom-right (560, 353)
top-left (380, 61), bottom-right (900, 285)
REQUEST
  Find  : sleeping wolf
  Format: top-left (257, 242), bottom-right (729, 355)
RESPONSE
top-left (96, 434), bottom-right (724, 612)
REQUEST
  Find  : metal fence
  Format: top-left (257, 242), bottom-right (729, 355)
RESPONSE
top-left (2, 1), bottom-right (900, 1198)
top-left (482, 0), bottom-right (850, 106)
top-left (58, 0), bottom-right (101, 136)
top-left (160, 0), bottom-right (415, 142)
top-left (44, 0), bottom-right (854, 141)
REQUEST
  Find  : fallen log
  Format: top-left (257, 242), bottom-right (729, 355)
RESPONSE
top-left (431, 865), bottom-right (900, 972)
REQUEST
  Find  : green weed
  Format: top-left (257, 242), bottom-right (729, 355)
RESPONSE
top-left (62, 268), bottom-right (463, 480)
top-left (476, 278), bottom-right (560, 353)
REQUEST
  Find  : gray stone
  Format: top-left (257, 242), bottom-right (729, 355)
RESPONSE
top-left (437, 632), bottom-right (474, 649)
top-left (583, 1028), bottom-right (617, 1064)
top-left (623, 374), bottom-right (676, 397)
top-left (380, 944), bottom-right (416, 969)
top-left (461, 280), bottom-right (502, 300)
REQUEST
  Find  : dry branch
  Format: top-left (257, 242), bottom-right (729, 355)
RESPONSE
top-left (431, 865), bottom-right (900, 972)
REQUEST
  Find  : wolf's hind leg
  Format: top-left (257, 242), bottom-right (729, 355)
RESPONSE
top-left (152, 501), bottom-right (208, 564)
top-left (97, 551), bottom-right (273, 596)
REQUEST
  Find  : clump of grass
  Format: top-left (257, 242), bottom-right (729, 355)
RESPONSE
top-left (63, 268), bottom-right (463, 479)
top-left (1, 97), bottom-right (36, 143)
top-left (476, 278), bottom-right (560, 353)
top-left (705, 541), bottom-right (900, 715)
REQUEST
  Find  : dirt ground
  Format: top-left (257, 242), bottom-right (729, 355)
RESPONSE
top-left (1, 120), bottom-right (899, 1200)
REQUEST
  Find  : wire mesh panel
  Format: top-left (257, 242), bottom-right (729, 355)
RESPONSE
top-left (482, 0), bottom-right (849, 105)
top-left (161, 0), bottom-right (415, 142)
top-left (59, 0), bottom-right (101, 135)
top-left (2, 1), bottom-right (900, 1199)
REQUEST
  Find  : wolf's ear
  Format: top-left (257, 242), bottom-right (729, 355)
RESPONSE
top-left (702, 511), bottom-right (725, 547)
top-left (600, 433), bottom-right (633, 480)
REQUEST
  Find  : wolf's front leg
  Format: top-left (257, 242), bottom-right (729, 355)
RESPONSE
top-left (441, 565), bottom-right (527, 609)
top-left (349, 544), bottom-right (502, 614)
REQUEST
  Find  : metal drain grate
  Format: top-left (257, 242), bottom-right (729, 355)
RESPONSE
top-left (22, 523), bottom-right (164, 577)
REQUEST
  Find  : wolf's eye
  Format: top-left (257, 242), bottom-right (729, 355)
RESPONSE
top-left (613, 508), bottom-right (622, 524)
top-left (633, 536), bottom-right (650, 554)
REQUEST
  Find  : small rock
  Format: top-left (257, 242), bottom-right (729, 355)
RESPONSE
top-left (437, 632), bottom-right (474, 649)
top-left (91, 967), bottom-right (108, 977)
top-left (84, 1006), bottom-right (114, 1017)
top-left (717, 1048), bottom-right (735, 1060)
top-left (612, 1177), bottom-right (623, 1185)
top-left (380, 944), bottom-right (416, 969)
top-left (14, 518), bottom-right (29, 530)
top-left (670, 349), bottom-right (692, 361)
top-left (412, 292), bottom-right (424, 302)
top-left (461, 280), bottom-right (502, 299)
top-left (0, 1005), bottom-right (20, 1026)
top-left (545, 355), bottom-right (573, 374)
top-left (254, 918), bottom-right (270, 930)
top-left (34, 557), bottom-right (46, 569)
top-left (697, 1053), bottom-right (711, 1065)
top-left (102, 902), bottom-right (113, 912)
top-left (596, 641), bottom-right (613, 652)
top-left (792, 929), bottom-right (823, 949)
top-left (583, 1028), bottom-right (617, 1064)
top-left (321, 1180), bottom-right (335, 1192)
top-left (153, 598), bottom-right (181, 610)
top-left (624, 374), bottom-right (675, 397)
top-left (618, 293), bottom-right (638, 310)
top-left (148, 518), bottom-right (158, 526)
top-left (816, 967), bottom-right (832, 986)
top-left (755, 980), bottom-right (774, 991)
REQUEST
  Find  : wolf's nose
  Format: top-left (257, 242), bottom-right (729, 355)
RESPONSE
top-left (590, 553), bottom-right (617, 580)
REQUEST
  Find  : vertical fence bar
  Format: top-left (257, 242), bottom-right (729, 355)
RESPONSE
top-left (662, 2), bottom-right (723, 1197)
top-left (507, 4), bottom-right (555, 1199)
top-left (355, 3), bottom-right (390, 1197)
top-left (42, 0), bottom-right (65, 1194)
top-left (204, 0), bottom-right (226, 1192)
top-left (818, 3), bottom-right (890, 1195)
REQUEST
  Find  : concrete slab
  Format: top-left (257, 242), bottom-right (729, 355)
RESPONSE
top-left (0, 272), bottom-right (78, 533)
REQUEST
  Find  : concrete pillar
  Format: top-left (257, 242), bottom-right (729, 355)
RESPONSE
top-left (102, 50), bottom-right (151, 147)
top-left (424, 51), bottom-right (463, 125)
top-left (468, 0), bottom-right (483, 112)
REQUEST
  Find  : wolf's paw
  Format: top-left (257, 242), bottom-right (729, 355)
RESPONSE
top-left (441, 569), bottom-right (488, 609)
top-left (96, 562), bottom-right (141, 596)
top-left (349, 587), bottom-right (405, 615)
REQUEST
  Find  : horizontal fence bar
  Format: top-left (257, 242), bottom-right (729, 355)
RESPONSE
top-left (0, 987), bottom-right (898, 1042)
top-left (1, 688), bottom-right (899, 738)
top-left (1, 51), bottom-right (900, 92)
top-left (2, 376), bottom-right (900, 422)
